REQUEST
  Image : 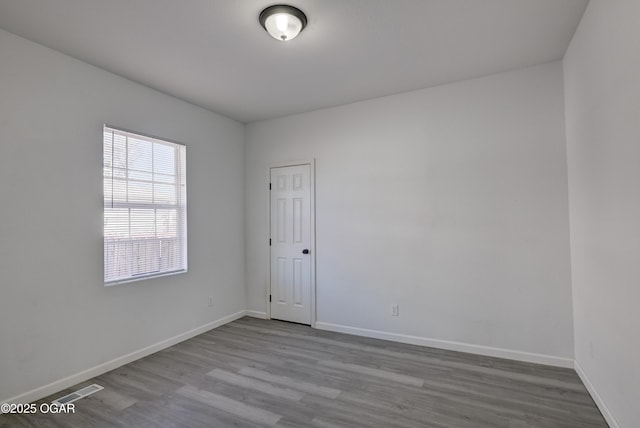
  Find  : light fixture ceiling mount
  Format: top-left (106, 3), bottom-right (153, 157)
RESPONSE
top-left (259, 4), bottom-right (307, 42)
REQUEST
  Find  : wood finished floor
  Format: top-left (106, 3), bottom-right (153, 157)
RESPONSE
top-left (1, 317), bottom-right (607, 428)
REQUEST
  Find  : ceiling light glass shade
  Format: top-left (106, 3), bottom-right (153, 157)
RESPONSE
top-left (260, 5), bottom-right (307, 42)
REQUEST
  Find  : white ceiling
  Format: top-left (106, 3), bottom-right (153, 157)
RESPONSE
top-left (0, 0), bottom-right (589, 123)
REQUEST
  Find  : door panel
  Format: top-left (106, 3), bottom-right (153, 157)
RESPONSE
top-left (270, 164), bottom-right (312, 324)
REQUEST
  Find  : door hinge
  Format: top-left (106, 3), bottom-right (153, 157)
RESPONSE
top-left (269, 238), bottom-right (271, 246)
top-left (269, 295), bottom-right (272, 302)
top-left (269, 183), bottom-right (272, 190)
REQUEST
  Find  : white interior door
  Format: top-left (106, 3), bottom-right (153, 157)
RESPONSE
top-left (270, 164), bottom-right (312, 324)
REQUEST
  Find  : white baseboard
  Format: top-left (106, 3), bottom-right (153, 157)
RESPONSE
top-left (1, 310), bottom-right (247, 408)
top-left (574, 360), bottom-right (619, 428)
top-left (2, 312), bottom-right (617, 427)
top-left (315, 321), bottom-right (574, 368)
top-left (245, 310), bottom-right (267, 319)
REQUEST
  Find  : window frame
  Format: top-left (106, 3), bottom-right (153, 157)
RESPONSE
top-left (103, 125), bottom-right (188, 286)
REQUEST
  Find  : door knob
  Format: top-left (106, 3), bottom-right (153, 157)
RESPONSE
top-left (302, 249), bottom-right (309, 254)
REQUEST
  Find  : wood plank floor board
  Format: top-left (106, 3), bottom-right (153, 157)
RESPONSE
top-left (302, 392), bottom-right (479, 428)
top-left (0, 317), bottom-right (608, 427)
top-left (271, 332), bottom-right (579, 390)
top-left (121, 396), bottom-right (263, 428)
top-left (240, 361), bottom-right (356, 397)
top-left (418, 376), bottom-right (596, 419)
top-left (87, 386), bottom-right (138, 412)
top-left (165, 343), bottom-right (267, 373)
top-left (207, 369), bottom-right (305, 401)
top-left (275, 359), bottom-right (379, 392)
top-left (177, 385), bottom-right (282, 426)
top-left (188, 380), bottom-right (318, 426)
top-left (211, 329), bottom-right (339, 363)
top-left (335, 390), bottom-right (508, 428)
top-left (237, 367), bottom-right (342, 399)
top-left (317, 360), bottom-right (426, 387)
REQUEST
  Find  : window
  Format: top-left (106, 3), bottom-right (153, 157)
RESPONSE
top-left (103, 126), bottom-right (187, 285)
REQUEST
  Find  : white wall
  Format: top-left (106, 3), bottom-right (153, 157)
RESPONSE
top-left (245, 61), bottom-right (574, 364)
top-left (564, 1), bottom-right (640, 426)
top-left (0, 29), bottom-right (245, 403)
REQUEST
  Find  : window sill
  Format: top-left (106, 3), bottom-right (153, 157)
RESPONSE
top-left (104, 269), bottom-right (187, 286)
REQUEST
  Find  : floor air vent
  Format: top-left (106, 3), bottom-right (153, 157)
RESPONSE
top-left (52, 384), bottom-right (104, 405)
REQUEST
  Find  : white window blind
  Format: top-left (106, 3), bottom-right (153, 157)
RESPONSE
top-left (103, 126), bottom-right (187, 285)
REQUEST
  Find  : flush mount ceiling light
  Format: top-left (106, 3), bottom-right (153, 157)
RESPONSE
top-left (259, 4), bottom-right (307, 42)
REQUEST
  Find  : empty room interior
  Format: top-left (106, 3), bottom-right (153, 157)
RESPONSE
top-left (0, 0), bottom-right (638, 427)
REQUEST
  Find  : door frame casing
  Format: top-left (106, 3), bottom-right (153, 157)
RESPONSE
top-left (265, 159), bottom-right (316, 327)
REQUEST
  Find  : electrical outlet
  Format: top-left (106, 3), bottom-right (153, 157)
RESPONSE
top-left (208, 296), bottom-right (214, 307)
top-left (391, 304), bottom-right (400, 317)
